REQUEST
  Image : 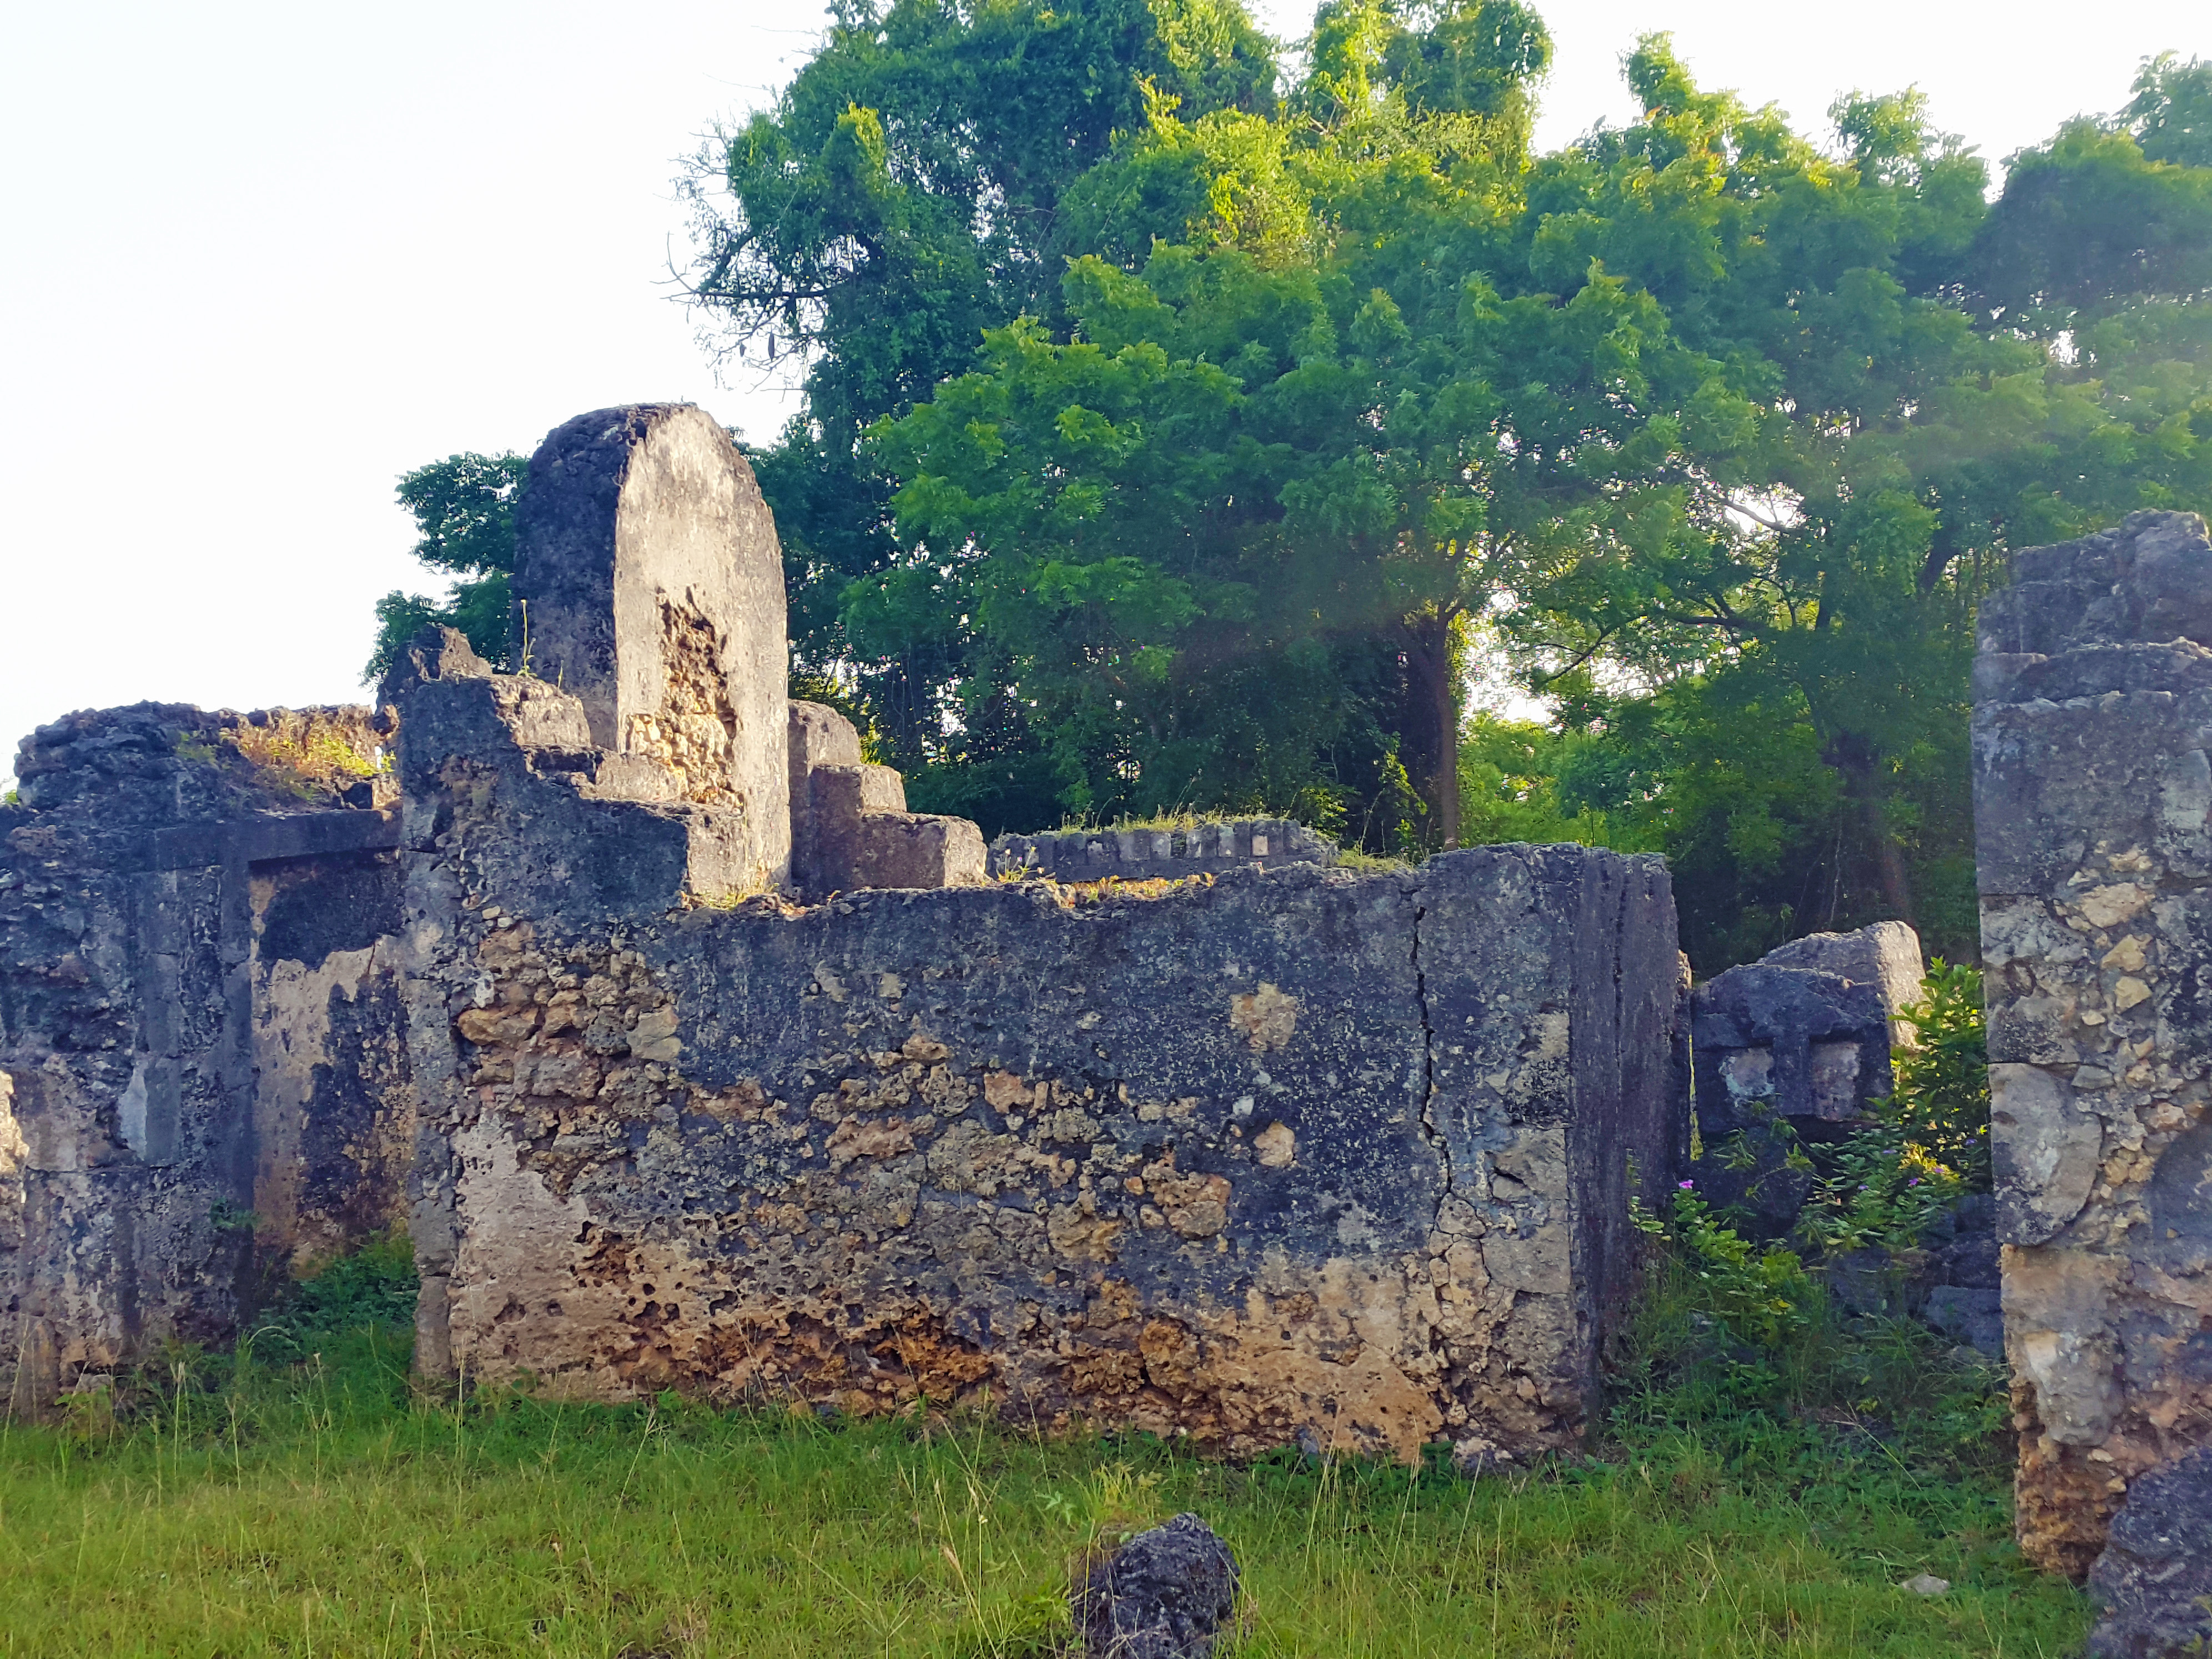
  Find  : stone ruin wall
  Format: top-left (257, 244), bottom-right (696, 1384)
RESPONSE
top-left (386, 404), bottom-right (1685, 1459)
top-left (390, 643), bottom-right (1680, 1455)
top-left (988, 820), bottom-right (1339, 882)
top-left (1975, 509), bottom-right (2212, 1577)
top-left (1, 705), bottom-right (415, 1409)
top-left (14, 400), bottom-right (2212, 1567)
top-left (2, 400), bottom-right (1686, 1468)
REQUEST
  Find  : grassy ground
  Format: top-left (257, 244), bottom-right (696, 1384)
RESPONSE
top-left (1, 1250), bottom-right (2089, 1657)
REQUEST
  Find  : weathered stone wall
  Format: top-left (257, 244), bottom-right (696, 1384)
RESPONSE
top-left (788, 701), bottom-right (986, 899)
top-left (989, 821), bottom-right (1338, 882)
top-left (2, 400), bottom-right (1688, 1473)
top-left (1688, 921), bottom-right (1925, 1232)
top-left (248, 848), bottom-right (416, 1265)
top-left (513, 405), bottom-right (794, 893)
top-left (391, 655), bottom-right (1683, 1460)
top-left (1973, 509), bottom-right (2212, 1577)
top-left (1, 704), bottom-right (415, 1408)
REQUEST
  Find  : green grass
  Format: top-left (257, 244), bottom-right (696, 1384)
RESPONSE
top-left (0, 1241), bottom-right (2090, 1657)
top-left (1330, 845), bottom-right (1414, 873)
top-left (0, 1357), bottom-right (2088, 1657)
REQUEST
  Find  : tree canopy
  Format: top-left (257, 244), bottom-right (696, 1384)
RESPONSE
top-left (673, 0), bottom-right (1280, 817)
top-left (689, 11), bottom-right (2203, 968)
top-left (366, 9), bottom-right (2211, 972)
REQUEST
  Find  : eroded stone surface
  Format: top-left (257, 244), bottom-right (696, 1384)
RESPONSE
top-left (512, 404), bottom-right (792, 892)
top-left (2, 703), bottom-right (415, 1409)
top-left (1761, 920), bottom-right (1927, 1049)
top-left (391, 655), bottom-right (1683, 1458)
top-left (2087, 1445), bottom-right (2212, 1657)
top-left (1973, 509), bottom-right (2212, 1577)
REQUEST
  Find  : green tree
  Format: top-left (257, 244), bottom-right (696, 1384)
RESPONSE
top-left (672, 8), bottom-right (2212, 948)
top-left (1481, 38), bottom-right (2211, 964)
top-left (681, 0), bottom-right (1279, 797)
top-left (365, 453), bottom-right (525, 681)
top-left (2125, 52), bottom-right (2212, 168)
top-left (869, 255), bottom-right (1416, 832)
top-left (867, 8), bottom-right (1600, 844)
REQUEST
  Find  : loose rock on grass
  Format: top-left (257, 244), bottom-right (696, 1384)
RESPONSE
top-left (1075, 1512), bottom-right (1239, 1658)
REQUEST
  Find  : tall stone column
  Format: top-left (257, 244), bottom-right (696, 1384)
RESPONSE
top-left (1973, 509), bottom-right (2212, 1577)
top-left (512, 404), bottom-right (791, 894)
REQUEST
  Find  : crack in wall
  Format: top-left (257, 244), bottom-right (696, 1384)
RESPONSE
top-left (1406, 868), bottom-right (1447, 1219)
top-left (262, 667), bottom-right (1678, 1458)
top-left (1404, 863), bottom-right (1475, 1432)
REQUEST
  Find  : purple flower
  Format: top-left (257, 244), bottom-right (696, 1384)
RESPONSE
top-left (1908, 1178), bottom-right (1921, 1188)
top-left (1678, 1180), bottom-right (1695, 1190)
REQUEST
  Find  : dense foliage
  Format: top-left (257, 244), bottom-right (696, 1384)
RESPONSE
top-left (673, 8), bottom-right (2212, 965)
top-left (675, 0), bottom-right (1280, 828)
top-left (362, 21), bottom-right (2210, 968)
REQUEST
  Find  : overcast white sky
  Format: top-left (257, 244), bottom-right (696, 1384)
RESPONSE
top-left (3, 0), bottom-right (2203, 788)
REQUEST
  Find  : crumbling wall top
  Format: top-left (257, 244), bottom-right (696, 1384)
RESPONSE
top-left (1978, 509), bottom-right (2212, 662)
top-left (989, 820), bottom-right (1336, 882)
top-left (12, 703), bottom-right (390, 823)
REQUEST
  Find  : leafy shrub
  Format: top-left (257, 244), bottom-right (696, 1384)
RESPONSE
top-left (1796, 960), bottom-right (1990, 1257)
top-left (1624, 962), bottom-right (2008, 1480)
top-left (1636, 1185), bottom-right (1821, 1353)
top-left (1796, 1135), bottom-right (1969, 1258)
top-left (1884, 959), bottom-right (1992, 1183)
top-left (249, 1231), bottom-right (419, 1364)
top-left (1626, 1182), bottom-right (2009, 1478)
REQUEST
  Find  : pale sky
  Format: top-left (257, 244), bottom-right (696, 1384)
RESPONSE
top-left (3, 0), bottom-right (2203, 788)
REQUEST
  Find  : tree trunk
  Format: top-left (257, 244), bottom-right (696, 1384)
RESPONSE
top-left (1822, 731), bottom-right (1916, 926)
top-left (1400, 611), bottom-right (1462, 851)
